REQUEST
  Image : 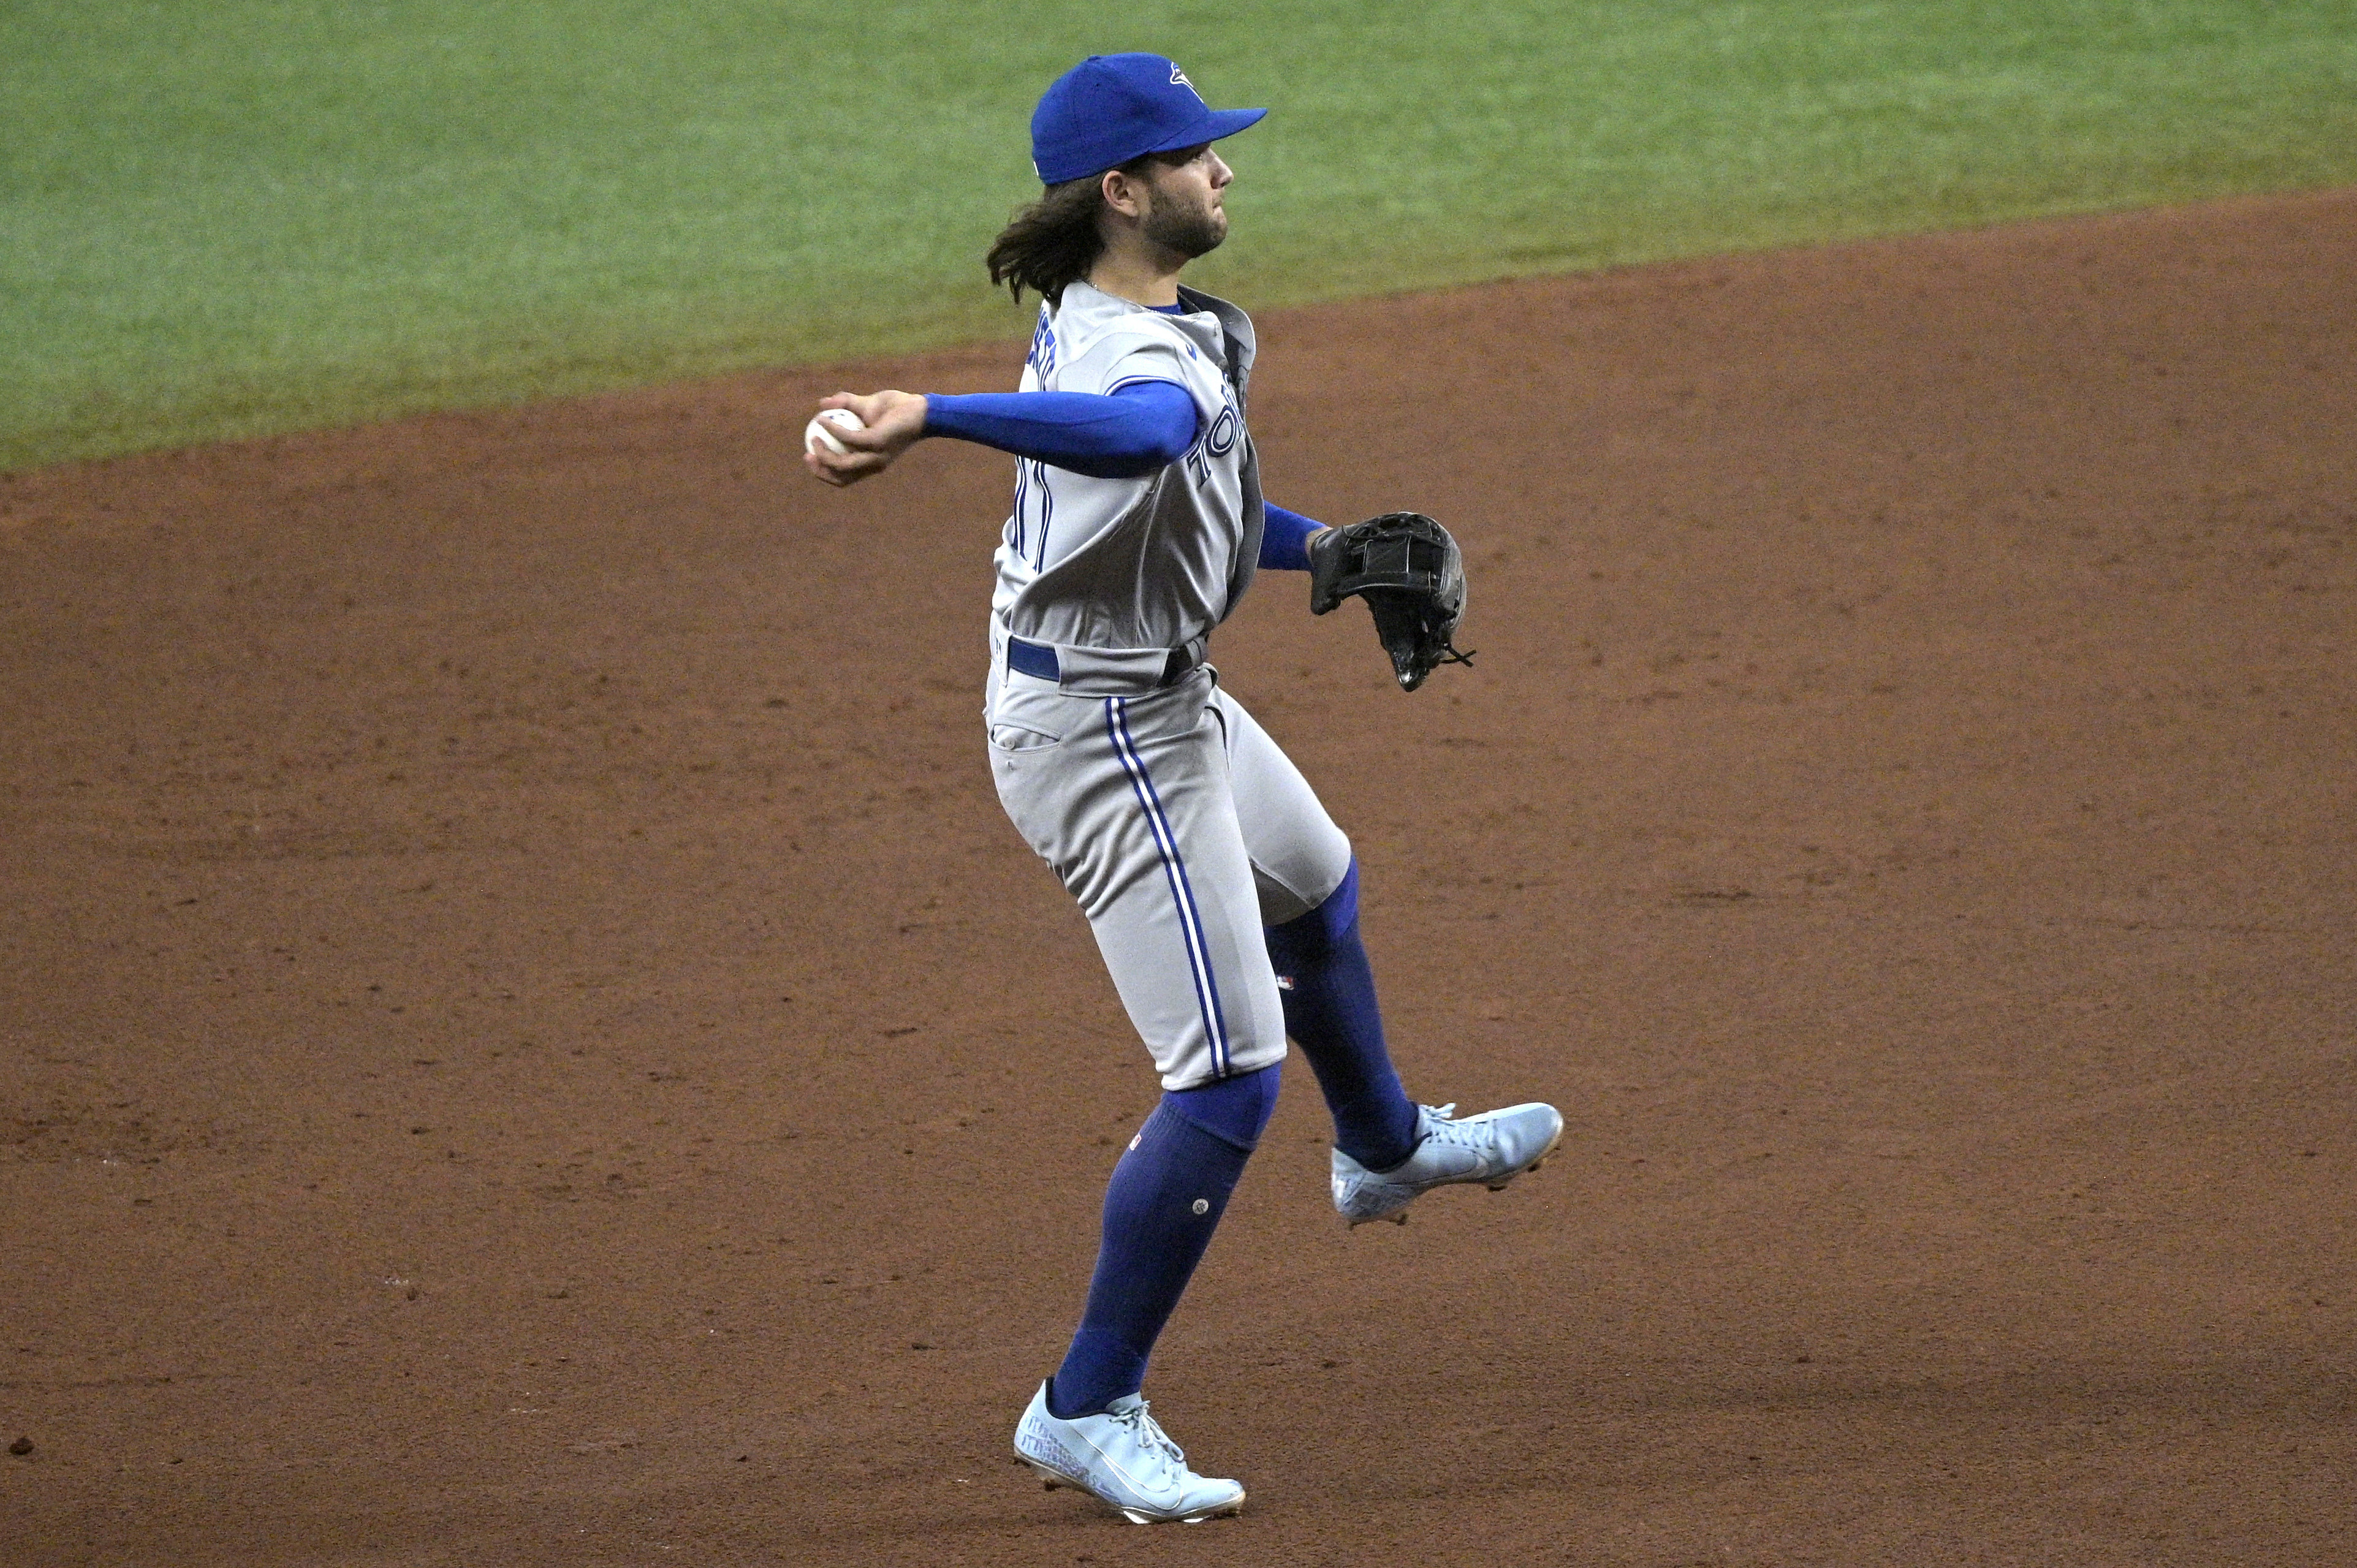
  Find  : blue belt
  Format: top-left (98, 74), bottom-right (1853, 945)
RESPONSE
top-left (1007, 636), bottom-right (1197, 687)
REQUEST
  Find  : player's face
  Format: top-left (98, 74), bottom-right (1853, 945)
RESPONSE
top-left (1141, 145), bottom-right (1233, 259)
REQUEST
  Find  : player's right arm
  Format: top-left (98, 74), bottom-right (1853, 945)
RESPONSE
top-left (802, 390), bottom-right (928, 487)
top-left (802, 382), bottom-right (1198, 489)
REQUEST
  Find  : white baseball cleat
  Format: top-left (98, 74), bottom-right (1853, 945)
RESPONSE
top-left (1330, 1100), bottom-right (1565, 1227)
top-left (1012, 1381), bottom-right (1245, 1524)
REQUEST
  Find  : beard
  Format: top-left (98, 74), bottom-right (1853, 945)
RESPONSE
top-left (1142, 195), bottom-right (1227, 259)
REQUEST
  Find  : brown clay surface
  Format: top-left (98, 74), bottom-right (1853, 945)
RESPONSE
top-left (4, 190), bottom-right (2354, 1566)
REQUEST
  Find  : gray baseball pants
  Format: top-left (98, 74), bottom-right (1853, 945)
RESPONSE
top-left (986, 648), bottom-right (1352, 1091)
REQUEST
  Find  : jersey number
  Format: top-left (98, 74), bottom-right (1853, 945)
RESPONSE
top-left (1012, 457), bottom-right (1054, 567)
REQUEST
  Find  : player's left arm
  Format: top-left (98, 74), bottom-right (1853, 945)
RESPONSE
top-left (1260, 502), bottom-right (1329, 570)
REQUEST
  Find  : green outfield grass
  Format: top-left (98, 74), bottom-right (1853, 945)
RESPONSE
top-left (5, 1), bottom-right (2354, 470)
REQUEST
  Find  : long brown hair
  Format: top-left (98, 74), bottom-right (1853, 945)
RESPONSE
top-left (985, 151), bottom-right (1185, 307)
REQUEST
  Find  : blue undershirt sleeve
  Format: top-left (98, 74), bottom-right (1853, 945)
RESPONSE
top-left (1259, 501), bottom-right (1325, 572)
top-left (922, 381), bottom-right (1200, 480)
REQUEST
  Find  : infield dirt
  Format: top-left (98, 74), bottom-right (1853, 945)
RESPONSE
top-left (4, 189), bottom-right (2353, 1566)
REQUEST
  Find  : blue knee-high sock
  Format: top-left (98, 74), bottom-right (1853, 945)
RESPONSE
top-left (1262, 860), bottom-right (1421, 1172)
top-left (1047, 1063), bottom-right (1281, 1420)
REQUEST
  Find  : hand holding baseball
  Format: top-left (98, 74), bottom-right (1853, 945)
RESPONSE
top-left (803, 390), bottom-right (928, 487)
top-left (804, 407), bottom-right (863, 455)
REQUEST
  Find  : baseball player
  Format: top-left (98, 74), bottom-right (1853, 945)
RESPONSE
top-left (803, 54), bottom-right (1561, 1524)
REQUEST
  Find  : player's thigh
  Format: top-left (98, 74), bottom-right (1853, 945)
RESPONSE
top-left (1210, 686), bottom-right (1352, 925)
top-left (991, 678), bottom-right (1286, 1088)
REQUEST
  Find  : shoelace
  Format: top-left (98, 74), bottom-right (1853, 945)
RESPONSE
top-left (1418, 1102), bottom-right (1495, 1150)
top-left (1109, 1399), bottom-right (1186, 1466)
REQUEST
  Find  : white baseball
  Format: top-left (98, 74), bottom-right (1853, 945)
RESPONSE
top-left (804, 406), bottom-right (865, 455)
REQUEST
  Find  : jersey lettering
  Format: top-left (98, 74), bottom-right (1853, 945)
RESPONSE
top-left (1025, 310), bottom-right (1058, 378)
top-left (1184, 392), bottom-right (1240, 487)
top-left (1205, 404), bottom-right (1239, 457)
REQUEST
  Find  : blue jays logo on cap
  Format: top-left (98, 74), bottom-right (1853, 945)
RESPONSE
top-left (1030, 53), bottom-right (1267, 186)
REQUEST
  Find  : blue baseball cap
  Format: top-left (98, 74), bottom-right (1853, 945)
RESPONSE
top-left (1030, 54), bottom-right (1266, 185)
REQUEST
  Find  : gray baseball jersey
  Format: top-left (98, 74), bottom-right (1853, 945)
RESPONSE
top-left (990, 279), bottom-right (1266, 666)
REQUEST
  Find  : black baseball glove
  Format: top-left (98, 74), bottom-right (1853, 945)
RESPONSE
top-left (1306, 511), bottom-right (1475, 691)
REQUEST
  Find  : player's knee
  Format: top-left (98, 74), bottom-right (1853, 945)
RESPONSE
top-left (1253, 835), bottom-right (1355, 928)
top-left (1164, 1060), bottom-right (1281, 1150)
top-left (1305, 827), bottom-right (1354, 912)
top-left (1264, 857), bottom-right (1361, 957)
